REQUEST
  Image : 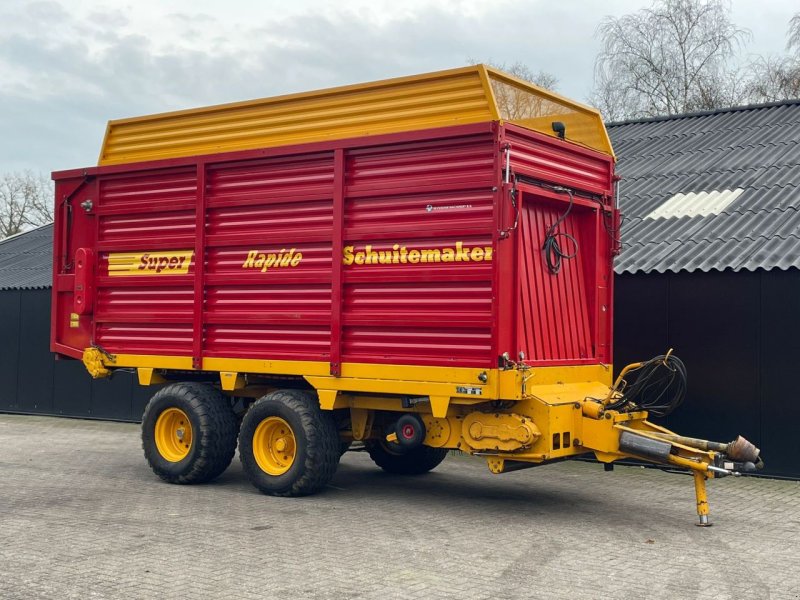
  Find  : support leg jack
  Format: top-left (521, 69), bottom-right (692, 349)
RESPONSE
top-left (693, 470), bottom-right (712, 527)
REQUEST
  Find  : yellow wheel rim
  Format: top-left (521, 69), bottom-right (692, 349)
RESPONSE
top-left (252, 416), bottom-right (297, 476)
top-left (154, 408), bottom-right (193, 462)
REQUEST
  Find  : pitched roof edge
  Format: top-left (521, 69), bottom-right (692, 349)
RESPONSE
top-left (0, 223), bottom-right (54, 246)
top-left (613, 263), bottom-right (800, 275)
top-left (0, 284), bottom-right (51, 291)
top-left (606, 98), bottom-right (800, 128)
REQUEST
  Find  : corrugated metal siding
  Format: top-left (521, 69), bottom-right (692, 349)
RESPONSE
top-left (202, 151), bottom-right (335, 361)
top-left (342, 132), bottom-right (496, 367)
top-left (204, 324), bottom-right (332, 360)
top-left (97, 66), bottom-right (614, 166)
top-left (98, 170), bottom-right (197, 250)
top-left (99, 211), bottom-right (197, 247)
top-left (0, 225), bottom-right (53, 290)
top-left (53, 123), bottom-right (616, 370)
top-left (340, 239), bottom-right (495, 366)
top-left (98, 169), bottom-right (197, 213)
top-left (95, 286), bottom-right (193, 322)
top-left (95, 323), bottom-right (194, 354)
top-left (609, 100), bottom-right (800, 274)
top-left (86, 130), bottom-right (500, 365)
top-left (345, 134), bottom-right (496, 193)
top-left (205, 154), bottom-right (334, 203)
top-left (504, 125), bottom-right (614, 365)
top-left (100, 68), bottom-right (494, 165)
top-left (505, 127), bottom-right (612, 196)
top-left (205, 155), bottom-right (334, 253)
top-left (517, 197), bottom-right (594, 363)
top-left (93, 170), bottom-right (198, 354)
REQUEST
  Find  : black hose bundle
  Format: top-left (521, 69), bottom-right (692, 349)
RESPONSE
top-left (606, 354), bottom-right (688, 418)
top-left (542, 188), bottom-right (578, 274)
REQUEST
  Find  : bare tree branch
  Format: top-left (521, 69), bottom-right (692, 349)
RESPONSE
top-left (746, 55), bottom-right (800, 103)
top-left (467, 59), bottom-right (559, 119)
top-left (591, 0), bottom-right (749, 120)
top-left (788, 13), bottom-right (800, 53)
top-left (0, 171), bottom-right (54, 239)
top-left (746, 13), bottom-right (800, 103)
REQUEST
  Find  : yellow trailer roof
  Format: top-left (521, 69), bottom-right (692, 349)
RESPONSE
top-left (98, 65), bottom-right (614, 166)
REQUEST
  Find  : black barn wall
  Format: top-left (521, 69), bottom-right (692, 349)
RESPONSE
top-left (615, 268), bottom-right (800, 478)
top-left (0, 289), bottom-right (153, 422)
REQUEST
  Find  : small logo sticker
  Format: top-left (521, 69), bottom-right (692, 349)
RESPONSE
top-left (426, 204), bottom-right (473, 213)
top-left (456, 386), bottom-right (483, 396)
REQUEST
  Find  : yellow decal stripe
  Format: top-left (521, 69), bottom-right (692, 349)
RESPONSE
top-left (108, 251), bottom-right (194, 276)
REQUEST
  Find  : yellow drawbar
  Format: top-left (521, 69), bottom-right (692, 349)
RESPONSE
top-left (98, 65), bottom-right (614, 166)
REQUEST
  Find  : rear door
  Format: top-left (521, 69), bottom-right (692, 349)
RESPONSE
top-left (516, 186), bottom-right (612, 366)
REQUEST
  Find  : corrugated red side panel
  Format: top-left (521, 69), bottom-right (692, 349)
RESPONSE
top-left (94, 169), bottom-right (198, 355)
top-left (504, 124), bottom-right (615, 366)
top-left (52, 122), bottom-right (615, 373)
top-left (203, 154), bottom-right (335, 361)
top-left (341, 133), bottom-right (496, 367)
top-left (517, 194), bottom-right (595, 363)
top-left (504, 124), bottom-right (612, 196)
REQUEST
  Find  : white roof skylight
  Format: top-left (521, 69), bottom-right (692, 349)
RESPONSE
top-left (644, 188), bottom-right (745, 220)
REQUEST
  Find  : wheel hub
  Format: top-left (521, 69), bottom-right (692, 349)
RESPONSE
top-left (252, 416), bottom-right (297, 475)
top-left (154, 408), bottom-right (193, 462)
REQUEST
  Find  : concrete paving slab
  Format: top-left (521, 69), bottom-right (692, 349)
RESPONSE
top-left (0, 414), bottom-right (798, 599)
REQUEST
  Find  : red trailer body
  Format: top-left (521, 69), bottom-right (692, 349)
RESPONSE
top-left (50, 67), bottom-right (754, 523)
top-left (52, 122), bottom-right (615, 375)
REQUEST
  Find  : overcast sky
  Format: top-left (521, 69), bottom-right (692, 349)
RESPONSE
top-left (1, 0), bottom-right (797, 174)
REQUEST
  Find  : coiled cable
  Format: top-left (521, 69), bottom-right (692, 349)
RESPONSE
top-left (542, 188), bottom-right (578, 274)
top-left (606, 354), bottom-right (688, 418)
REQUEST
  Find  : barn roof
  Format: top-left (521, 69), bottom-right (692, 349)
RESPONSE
top-left (0, 224), bottom-right (53, 290)
top-left (608, 99), bottom-right (800, 274)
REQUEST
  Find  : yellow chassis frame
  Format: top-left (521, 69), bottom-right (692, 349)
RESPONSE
top-left (84, 349), bottom-right (718, 525)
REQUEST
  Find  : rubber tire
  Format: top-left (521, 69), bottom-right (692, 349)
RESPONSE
top-left (394, 413), bottom-right (426, 449)
top-left (238, 389), bottom-right (340, 497)
top-left (365, 440), bottom-right (448, 475)
top-left (142, 382), bottom-right (239, 484)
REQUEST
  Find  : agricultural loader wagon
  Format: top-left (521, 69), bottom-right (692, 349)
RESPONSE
top-left (51, 65), bottom-right (761, 524)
